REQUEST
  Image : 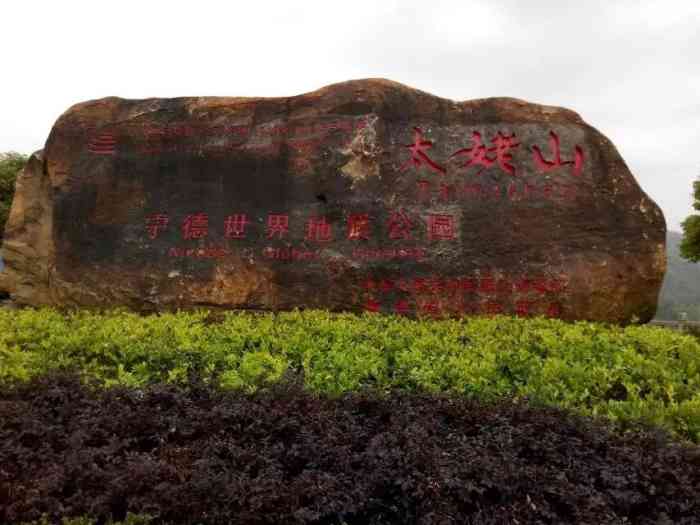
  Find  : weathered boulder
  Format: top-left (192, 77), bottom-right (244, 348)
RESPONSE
top-left (0, 79), bottom-right (665, 322)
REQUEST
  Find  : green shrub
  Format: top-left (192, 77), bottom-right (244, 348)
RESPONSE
top-left (0, 151), bottom-right (28, 236)
top-left (1, 308), bottom-right (700, 442)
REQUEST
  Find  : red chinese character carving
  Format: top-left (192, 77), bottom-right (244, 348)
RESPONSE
top-left (483, 301), bottom-right (503, 315)
top-left (462, 184), bottom-right (483, 200)
top-left (479, 275), bottom-right (496, 294)
top-left (395, 279), bottom-right (412, 292)
top-left (548, 277), bottom-right (567, 293)
top-left (427, 214), bottom-right (455, 241)
top-left (145, 213), bottom-right (169, 239)
top-left (462, 278), bottom-right (477, 292)
top-left (426, 276), bottom-right (445, 294)
top-left (87, 132), bottom-right (117, 155)
top-left (140, 132), bottom-right (163, 155)
top-left (514, 277), bottom-right (531, 293)
top-left (347, 214), bottom-right (370, 240)
top-left (224, 214), bottom-right (250, 239)
top-left (523, 182), bottom-right (536, 200)
top-left (491, 132), bottom-right (520, 176)
top-left (413, 277), bottom-right (428, 293)
top-left (542, 184), bottom-right (553, 200)
top-left (169, 123), bottom-right (188, 135)
top-left (531, 277), bottom-right (550, 295)
top-left (508, 182), bottom-right (535, 200)
top-left (487, 185), bottom-right (502, 200)
top-left (418, 299), bottom-right (441, 317)
top-left (558, 184), bottom-right (576, 201)
top-left (532, 131), bottom-right (584, 176)
top-left (451, 131), bottom-right (492, 174)
top-left (266, 214), bottom-right (289, 239)
top-left (417, 180), bottom-right (431, 202)
top-left (439, 183), bottom-right (453, 202)
top-left (394, 299), bottom-right (411, 316)
top-left (379, 279), bottom-right (395, 293)
top-left (496, 278), bottom-right (513, 295)
top-left (444, 278), bottom-right (462, 295)
top-left (387, 210), bottom-right (413, 240)
top-left (400, 127), bottom-right (446, 175)
top-left (546, 302), bottom-right (562, 318)
top-left (182, 213), bottom-right (208, 240)
top-left (507, 182), bottom-right (519, 201)
top-left (445, 294), bottom-right (465, 315)
top-left (450, 131), bottom-right (520, 176)
top-left (305, 217), bottom-right (333, 242)
top-left (362, 279), bottom-right (376, 291)
top-left (364, 298), bottom-right (381, 313)
top-left (515, 300), bottom-right (533, 317)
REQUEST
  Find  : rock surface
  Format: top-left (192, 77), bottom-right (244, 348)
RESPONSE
top-left (0, 79), bottom-right (665, 322)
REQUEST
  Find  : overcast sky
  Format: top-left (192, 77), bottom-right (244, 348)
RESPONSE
top-left (2, 0), bottom-right (698, 231)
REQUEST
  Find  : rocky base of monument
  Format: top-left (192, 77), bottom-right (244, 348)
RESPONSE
top-left (2, 374), bottom-right (698, 525)
top-left (0, 297), bottom-right (18, 310)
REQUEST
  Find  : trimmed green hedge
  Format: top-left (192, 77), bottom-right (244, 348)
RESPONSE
top-left (1, 308), bottom-right (699, 442)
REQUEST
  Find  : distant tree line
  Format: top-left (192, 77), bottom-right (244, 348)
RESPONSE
top-left (681, 172), bottom-right (700, 262)
top-left (0, 152), bottom-right (28, 238)
top-left (659, 173), bottom-right (700, 321)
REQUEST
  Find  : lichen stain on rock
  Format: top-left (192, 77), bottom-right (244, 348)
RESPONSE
top-left (337, 114), bottom-right (381, 189)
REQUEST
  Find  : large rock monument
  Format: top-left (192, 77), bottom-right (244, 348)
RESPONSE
top-left (0, 79), bottom-right (666, 322)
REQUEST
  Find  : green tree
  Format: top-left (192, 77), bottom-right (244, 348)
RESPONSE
top-left (680, 174), bottom-right (700, 262)
top-left (0, 152), bottom-right (28, 238)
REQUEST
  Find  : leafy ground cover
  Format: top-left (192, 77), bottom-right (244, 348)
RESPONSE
top-left (2, 373), bottom-right (699, 525)
top-left (1, 308), bottom-right (699, 443)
